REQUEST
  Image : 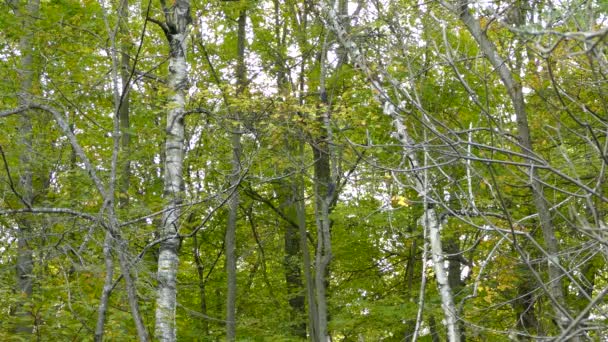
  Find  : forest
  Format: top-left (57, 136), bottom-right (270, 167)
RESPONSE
top-left (1, 0), bottom-right (607, 340)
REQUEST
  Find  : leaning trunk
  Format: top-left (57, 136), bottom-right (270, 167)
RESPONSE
top-left (454, 1), bottom-right (572, 333)
top-left (321, 3), bottom-right (460, 340)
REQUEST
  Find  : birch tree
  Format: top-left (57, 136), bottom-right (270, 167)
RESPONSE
top-left (0, 0), bottom-right (607, 340)
top-left (321, 2), bottom-right (461, 341)
top-left (153, 0), bottom-right (192, 340)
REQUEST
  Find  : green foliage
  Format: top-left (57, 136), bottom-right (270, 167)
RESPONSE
top-left (1, 0), bottom-right (607, 340)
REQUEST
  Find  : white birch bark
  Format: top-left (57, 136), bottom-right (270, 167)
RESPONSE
top-left (155, 0), bottom-right (191, 340)
top-left (320, 3), bottom-right (460, 341)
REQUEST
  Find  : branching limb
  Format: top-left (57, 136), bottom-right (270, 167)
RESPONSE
top-left (0, 144), bottom-right (32, 209)
top-left (0, 207), bottom-right (103, 226)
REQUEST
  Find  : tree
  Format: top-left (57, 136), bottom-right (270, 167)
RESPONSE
top-left (1, 0), bottom-right (607, 340)
top-left (11, 0), bottom-right (40, 335)
top-left (153, 0), bottom-right (192, 340)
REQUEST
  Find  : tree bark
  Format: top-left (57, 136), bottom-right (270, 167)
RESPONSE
top-left (12, 0), bottom-right (40, 335)
top-left (321, 2), bottom-right (460, 340)
top-left (118, 0), bottom-right (132, 210)
top-left (298, 179), bottom-right (319, 340)
top-left (273, 1), bottom-right (306, 337)
top-left (193, 233), bottom-right (209, 335)
top-left (155, 0), bottom-right (191, 340)
top-left (283, 187), bottom-right (307, 338)
top-left (446, 239), bottom-right (466, 341)
top-left (311, 30), bottom-right (334, 342)
top-left (95, 231), bottom-right (114, 342)
top-left (95, 1), bottom-right (131, 339)
top-left (288, 1), bottom-right (320, 338)
top-left (425, 208), bottom-right (460, 342)
top-left (226, 8), bottom-right (247, 341)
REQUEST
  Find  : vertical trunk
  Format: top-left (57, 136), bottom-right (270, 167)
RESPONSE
top-left (118, 0), bottom-right (132, 210)
top-left (454, 1), bottom-right (572, 333)
top-left (276, 167), bottom-right (306, 339)
top-left (155, 1), bottom-right (191, 340)
top-left (273, 0), bottom-right (306, 337)
top-left (312, 32), bottom-right (333, 341)
top-left (104, 2), bottom-right (149, 336)
top-left (95, 231), bottom-right (114, 342)
top-left (446, 241), bottom-right (463, 295)
top-left (193, 233), bottom-right (209, 335)
top-left (284, 189), bottom-right (306, 338)
top-left (292, 1), bottom-right (321, 337)
top-left (13, 0), bottom-right (40, 335)
top-left (225, 138), bottom-right (239, 342)
top-left (226, 9), bottom-right (247, 341)
top-left (95, 2), bottom-right (131, 339)
top-left (312, 138), bottom-right (332, 342)
top-left (336, 0), bottom-right (349, 66)
top-left (446, 240), bottom-right (466, 341)
top-left (425, 208), bottom-right (459, 342)
top-left (298, 178), bottom-right (319, 340)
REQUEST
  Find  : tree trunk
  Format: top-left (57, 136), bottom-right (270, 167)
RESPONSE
top-left (95, 231), bottom-right (114, 342)
top-left (312, 31), bottom-right (334, 342)
top-left (425, 208), bottom-right (460, 342)
top-left (95, 1), bottom-right (131, 339)
top-left (453, 1), bottom-right (572, 333)
top-left (312, 112), bottom-right (333, 342)
top-left (193, 233), bottom-right (209, 335)
top-left (273, 0), bottom-right (306, 337)
top-left (155, 1), bottom-right (191, 340)
top-left (284, 187), bottom-right (307, 338)
top-left (226, 8), bottom-right (247, 341)
top-left (225, 128), bottom-right (240, 342)
top-left (118, 0), bottom-right (132, 210)
top-left (446, 239), bottom-right (466, 341)
top-left (298, 183), bottom-right (319, 340)
top-left (13, 0), bottom-right (40, 335)
top-left (321, 3), bottom-right (460, 341)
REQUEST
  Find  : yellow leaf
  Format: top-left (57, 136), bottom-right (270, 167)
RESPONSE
top-left (391, 195), bottom-right (410, 207)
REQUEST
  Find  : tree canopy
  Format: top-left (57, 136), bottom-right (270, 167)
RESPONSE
top-left (1, 0), bottom-right (607, 341)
